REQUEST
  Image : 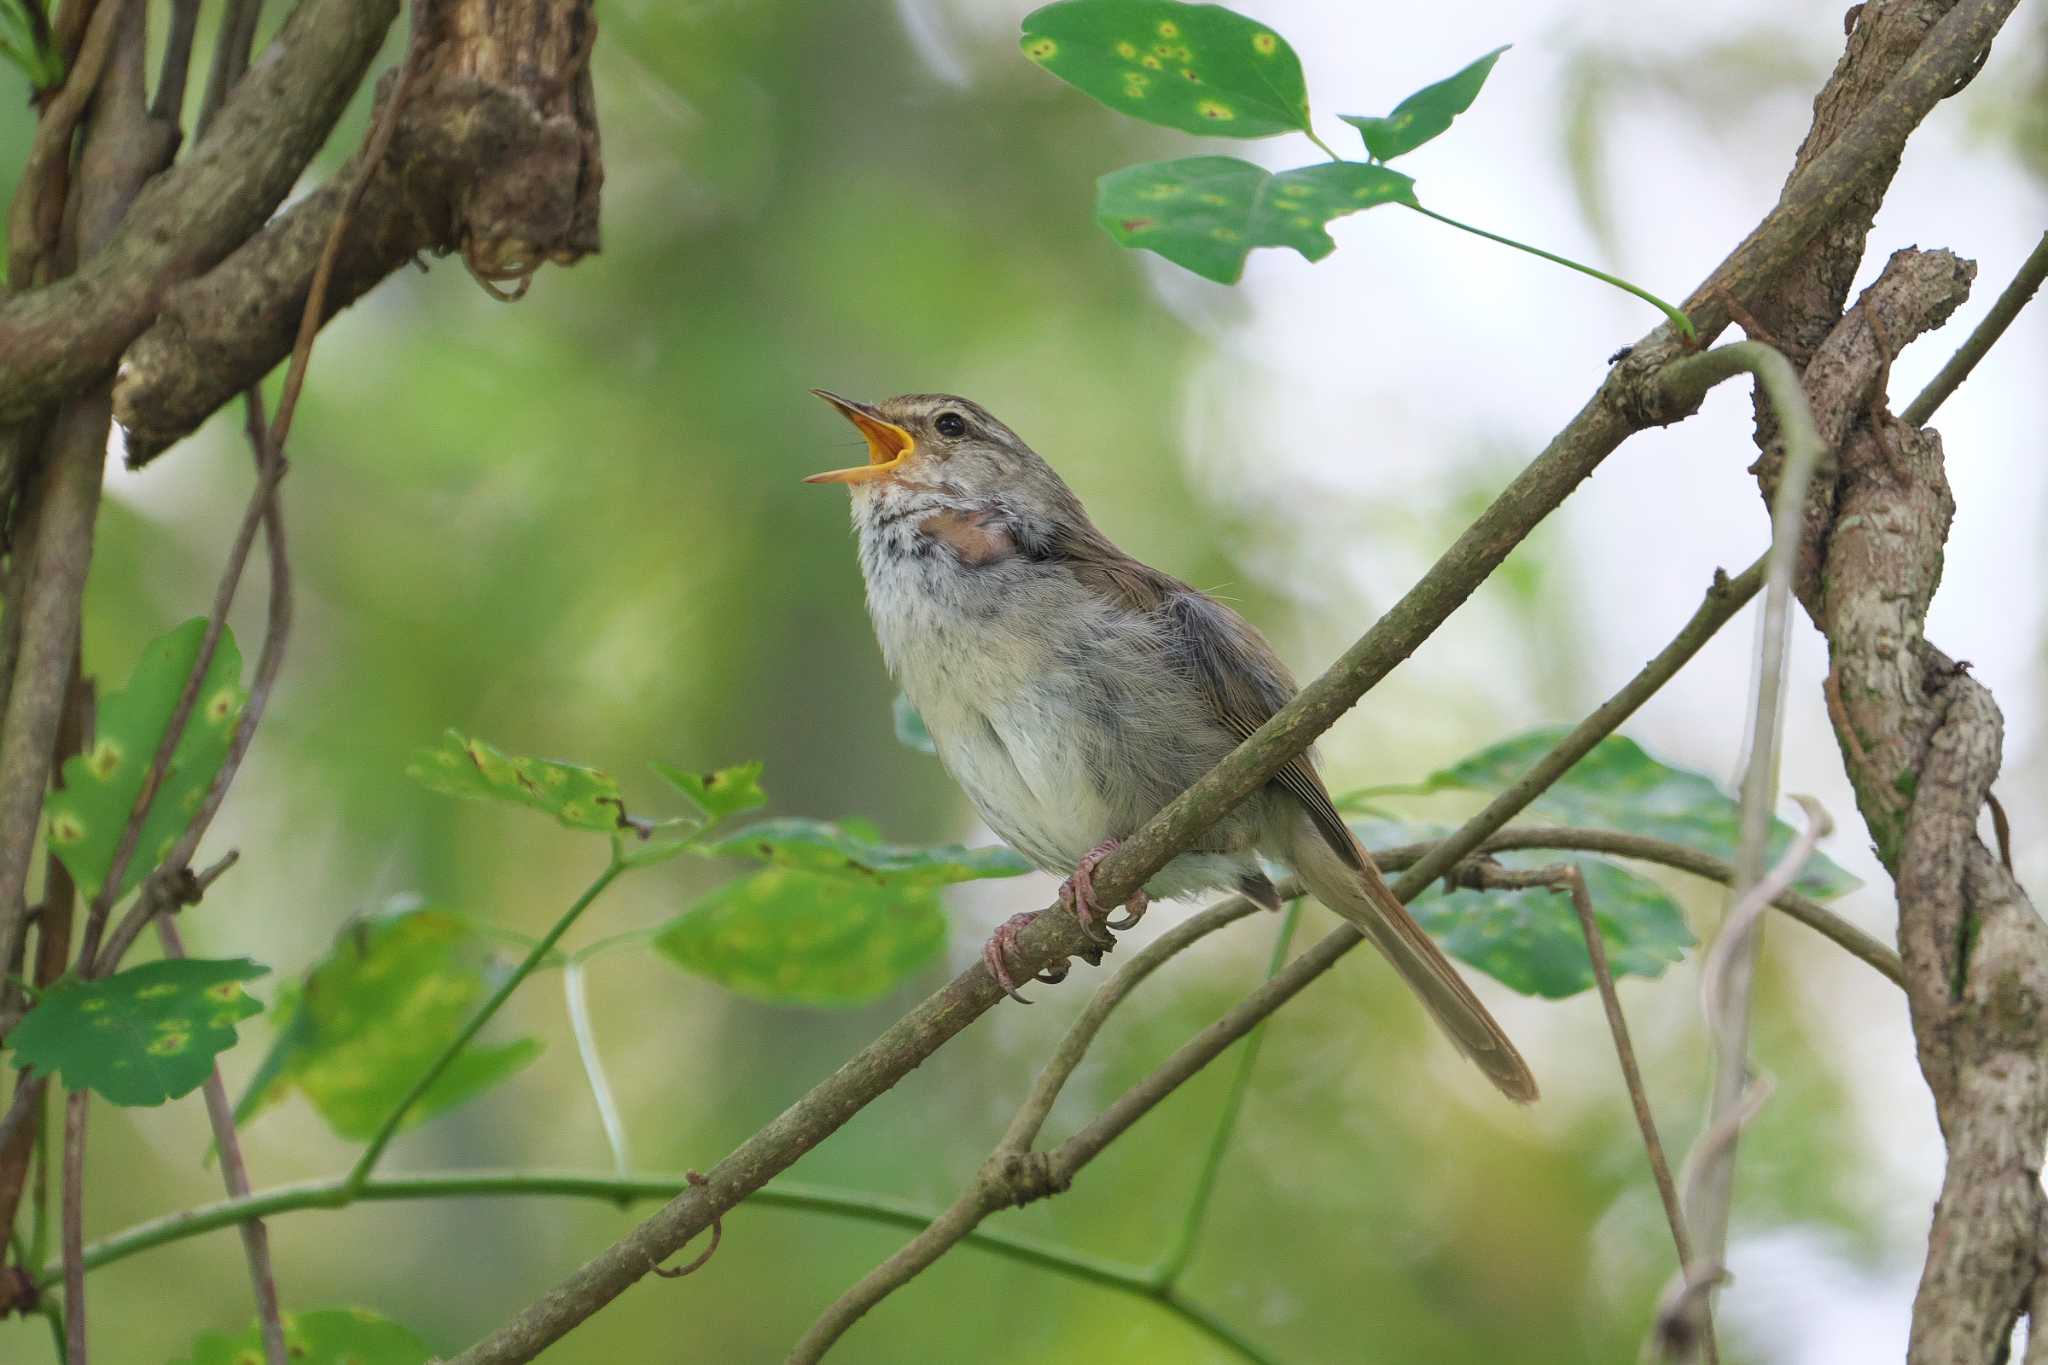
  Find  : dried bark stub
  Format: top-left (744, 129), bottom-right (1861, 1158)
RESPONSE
top-left (114, 0), bottom-right (603, 461)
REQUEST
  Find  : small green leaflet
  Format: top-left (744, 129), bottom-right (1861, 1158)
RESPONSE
top-left (173, 1307), bottom-right (432, 1365)
top-left (652, 759), bottom-right (768, 822)
top-left (1416, 729), bottom-right (1858, 898)
top-left (235, 907), bottom-right (540, 1140)
top-left (46, 618), bottom-right (246, 904)
top-left (1020, 0), bottom-right (1311, 138)
top-left (657, 868), bottom-right (948, 1006)
top-left (9, 958), bottom-right (265, 1107)
top-left (1098, 157), bottom-right (1416, 283)
top-left (892, 694), bottom-right (938, 756)
top-left (699, 817), bottom-right (1031, 889)
top-left (1341, 45), bottom-right (1510, 161)
top-left (408, 731), bottom-right (626, 833)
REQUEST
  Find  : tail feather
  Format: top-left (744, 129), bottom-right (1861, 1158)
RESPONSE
top-left (1290, 822), bottom-right (1539, 1103)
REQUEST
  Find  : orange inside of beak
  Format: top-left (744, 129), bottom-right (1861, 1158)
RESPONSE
top-left (805, 390), bottom-right (915, 484)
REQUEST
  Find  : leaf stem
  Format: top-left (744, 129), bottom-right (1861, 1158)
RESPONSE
top-left (563, 962), bottom-right (631, 1178)
top-left (1152, 899), bottom-right (1301, 1288)
top-left (1401, 202), bottom-right (1696, 340)
top-left (1304, 126), bottom-right (1345, 163)
top-left (342, 847), bottom-right (630, 1192)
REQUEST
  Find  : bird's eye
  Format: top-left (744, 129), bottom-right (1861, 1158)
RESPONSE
top-left (935, 412), bottom-right (967, 439)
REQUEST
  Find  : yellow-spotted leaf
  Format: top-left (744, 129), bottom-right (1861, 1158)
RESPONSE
top-left (1340, 45), bottom-right (1510, 161)
top-left (656, 868), bottom-right (947, 1005)
top-left (699, 817), bottom-right (1031, 890)
top-left (234, 906), bottom-right (539, 1140)
top-left (8, 958), bottom-right (265, 1107)
top-left (407, 731), bottom-right (626, 833)
top-left (652, 759), bottom-right (768, 822)
top-left (1021, 0), bottom-right (1311, 138)
top-left (173, 1307), bottom-right (432, 1365)
top-left (46, 618), bottom-right (246, 904)
top-left (1097, 156), bottom-right (1416, 283)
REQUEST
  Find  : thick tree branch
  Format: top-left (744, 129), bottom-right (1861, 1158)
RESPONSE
top-left (0, 0), bottom-right (400, 421)
top-left (114, 0), bottom-right (603, 460)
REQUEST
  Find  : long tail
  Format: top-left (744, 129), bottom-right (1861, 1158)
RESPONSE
top-left (1289, 821), bottom-right (1539, 1103)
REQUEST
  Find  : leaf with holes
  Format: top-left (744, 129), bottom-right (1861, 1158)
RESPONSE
top-left (174, 1307), bottom-right (433, 1365)
top-left (1340, 45), bottom-right (1510, 161)
top-left (234, 906), bottom-right (540, 1139)
top-left (656, 868), bottom-right (948, 1005)
top-left (1418, 729), bottom-right (1858, 898)
top-left (1021, 0), bottom-right (1311, 138)
top-left (893, 694), bottom-right (938, 756)
top-left (45, 618), bottom-right (246, 904)
top-left (407, 731), bottom-right (625, 833)
top-left (1098, 157), bottom-right (1416, 283)
top-left (9, 958), bottom-right (265, 1106)
top-left (698, 817), bottom-right (1032, 889)
top-left (652, 759), bottom-right (768, 822)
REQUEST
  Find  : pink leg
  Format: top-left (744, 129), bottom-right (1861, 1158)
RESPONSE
top-left (981, 911), bottom-right (1070, 1005)
top-left (1060, 837), bottom-right (1152, 940)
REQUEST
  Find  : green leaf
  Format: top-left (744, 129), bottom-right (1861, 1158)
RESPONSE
top-left (1417, 729), bottom-right (1858, 898)
top-left (173, 1307), bottom-right (432, 1365)
top-left (1097, 157), bottom-right (1416, 283)
top-left (1020, 0), bottom-right (1311, 138)
top-left (9, 958), bottom-right (265, 1106)
top-left (1413, 851), bottom-right (1693, 999)
top-left (655, 868), bottom-right (947, 1005)
top-left (46, 618), bottom-right (246, 904)
top-left (1340, 45), bottom-right (1510, 161)
top-left (407, 731), bottom-right (626, 833)
top-left (651, 759), bottom-right (768, 822)
top-left (235, 907), bottom-right (540, 1140)
top-left (698, 817), bottom-right (1032, 889)
top-left (892, 694), bottom-right (938, 756)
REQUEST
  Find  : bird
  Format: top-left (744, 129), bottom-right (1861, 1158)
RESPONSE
top-left (805, 389), bottom-right (1538, 1103)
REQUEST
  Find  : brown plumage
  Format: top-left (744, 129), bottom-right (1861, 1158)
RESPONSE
top-left (808, 390), bottom-right (1537, 1103)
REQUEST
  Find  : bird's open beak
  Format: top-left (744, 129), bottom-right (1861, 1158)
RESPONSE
top-left (805, 390), bottom-right (915, 484)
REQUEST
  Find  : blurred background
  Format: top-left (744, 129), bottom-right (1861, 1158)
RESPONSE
top-left (2, 0), bottom-right (2045, 1360)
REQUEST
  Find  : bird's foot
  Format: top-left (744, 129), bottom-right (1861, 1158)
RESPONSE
top-left (1060, 837), bottom-right (1150, 940)
top-left (981, 911), bottom-right (1073, 1005)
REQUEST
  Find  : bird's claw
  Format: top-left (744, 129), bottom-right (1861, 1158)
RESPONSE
top-left (983, 911), bottom-right (1067, 1004)
top-left (1061, 837), bottom-right (1143, 945)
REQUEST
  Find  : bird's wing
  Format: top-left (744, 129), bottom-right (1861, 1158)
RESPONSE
top-left (1051, 524), bottom-right (1363, 871)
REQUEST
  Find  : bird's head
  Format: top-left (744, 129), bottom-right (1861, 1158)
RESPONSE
top-left (805, 390), bottom-right (1076, 524)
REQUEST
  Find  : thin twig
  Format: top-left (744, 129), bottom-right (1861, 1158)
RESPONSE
top-left (1657, 343), bottom-right (1824, 1362)
top-left (149, 0), bottom-right (199, 124)
top-left (791, 892), bottom-right (1273, 1364)
top-left (157, 913), bottom-right (285, 1365)
top-left (1371, 826), bottom-right (1900, 988)
top-left (266, 0), bottom-right (425, 458)
top-left (1469, 861), bottom-right (1706, 1362)
top-left (1901, 229), bottom-right (2048, 426)
top-left (346, 849), bottom-right (629, 1191)
top-left (1696, 797), bottom-right (1835, 1028)
top-left (4, 0), bottom-right (123, 285)
top-left (196, 0), bottom-right (262, 142)
top-left (59, 1089), bottom-right (85, 1363)
top-left (1153, 899), bottom-right (1303, 1287)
